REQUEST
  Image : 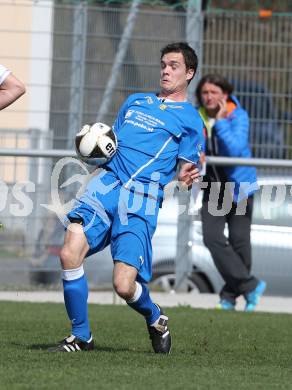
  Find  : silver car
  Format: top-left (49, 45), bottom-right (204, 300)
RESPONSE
top-left (151, 175), bottom-right (292, 296)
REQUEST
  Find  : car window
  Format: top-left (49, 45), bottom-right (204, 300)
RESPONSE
top-left (253, 184), bottom-right (292, 227)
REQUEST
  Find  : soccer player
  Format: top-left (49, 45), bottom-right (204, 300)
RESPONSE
top-left (49, 42), bottom-right (204, 354)
top-left (0, 64), bottom-right (25, 110)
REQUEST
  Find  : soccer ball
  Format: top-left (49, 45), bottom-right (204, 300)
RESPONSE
top-left (75, 122), bottom-right (117, 166)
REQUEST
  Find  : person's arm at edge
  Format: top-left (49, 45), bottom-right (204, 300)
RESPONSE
top-left (0, 73), bottom-right (26, 110)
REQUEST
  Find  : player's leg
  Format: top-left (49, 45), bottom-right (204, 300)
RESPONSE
top-left (112, 234), bottom-right (171, 354)
top-left (49, 203), bottom-right (112, 352)
top-left (49, 170), bottom-right (120, 352)
top-left (49, 223), bottom-right (94, 352)
top-left (113, 261), bottom-right (161, 325)
top-left (111, 188), bottom-right (171, 353)
top-left (61, 223), bottom-right (91, 340)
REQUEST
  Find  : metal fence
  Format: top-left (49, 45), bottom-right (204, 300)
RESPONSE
top-left (49, 4), bottom-right (292, 157)
top-left (49, 2), bottom-right (202, 149)
top-left (202, 12), bottom-right (292, 159)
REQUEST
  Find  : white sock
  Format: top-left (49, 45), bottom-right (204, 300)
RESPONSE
top-left (127, 281), bottom-right (142, 303)
top-left (62, 265), bottom-right (84, 281)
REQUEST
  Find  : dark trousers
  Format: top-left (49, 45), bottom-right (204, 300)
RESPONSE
top-left (201, 194), bottom-right (258, 303)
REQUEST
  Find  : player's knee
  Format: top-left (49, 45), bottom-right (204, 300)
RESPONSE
top-left (113, 278), bottom-right (132, 300)
top-left (60, 246), bottom-right (78, 269)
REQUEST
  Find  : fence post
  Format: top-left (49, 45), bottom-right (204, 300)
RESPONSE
top-left (96, 0), bottom-right (142, 122)
top-left (186, 0), bottom-right (203, 103)
top-left (174, 0), bottom-right (203, 292)
top-left (174, 188), bottom-right (193, 292)
top-left (67, 2), bottom-right (88, 149)
top-left (27, 128), bottom-right (41, 255)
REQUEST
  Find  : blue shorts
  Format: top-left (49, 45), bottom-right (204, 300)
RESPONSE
top-left (67, 171), bottom-right (160, 283)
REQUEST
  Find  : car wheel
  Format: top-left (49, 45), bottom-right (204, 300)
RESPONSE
top-left (151, 272), bottom-right (211, 293)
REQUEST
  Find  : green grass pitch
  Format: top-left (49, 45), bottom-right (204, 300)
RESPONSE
top-left (1, 302), bottom-right (292, 390)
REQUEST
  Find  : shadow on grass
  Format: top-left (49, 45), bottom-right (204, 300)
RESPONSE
top-left (29, 343), bottom-right (150, 354)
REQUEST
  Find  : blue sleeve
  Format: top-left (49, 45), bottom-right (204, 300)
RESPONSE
top-left (214, 108), bottom-right (249, 157)
top-left (178, 116), bottom-right (204, 164)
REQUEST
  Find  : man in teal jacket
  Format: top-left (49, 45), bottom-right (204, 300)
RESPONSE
top-left (196, 74), bottom-right (266, 311)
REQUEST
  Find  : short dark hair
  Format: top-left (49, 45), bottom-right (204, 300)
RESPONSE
top-left (195, 74), bottom-right (234, 106)
top-left (160, 42), bottom-right (198, 83)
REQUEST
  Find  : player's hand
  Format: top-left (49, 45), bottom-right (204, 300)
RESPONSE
top-left (216, 98), bottom-right (228, 120)
top-left (178, 162), bottom-right (201, 187)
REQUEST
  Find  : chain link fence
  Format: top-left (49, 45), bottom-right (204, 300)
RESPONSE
top-left (47, 4), bottom-right (292, 157)
top-left (202, 12), bottom-right (292, 158)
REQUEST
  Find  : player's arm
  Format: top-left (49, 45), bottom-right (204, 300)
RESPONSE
top-left (0, 73), bottom-right (26, 110)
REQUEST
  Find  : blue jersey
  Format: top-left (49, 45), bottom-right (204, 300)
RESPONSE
top-left (105, 92), bottom-right (204, 199)
top-left (73, 93), bottom-right (203, 282)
